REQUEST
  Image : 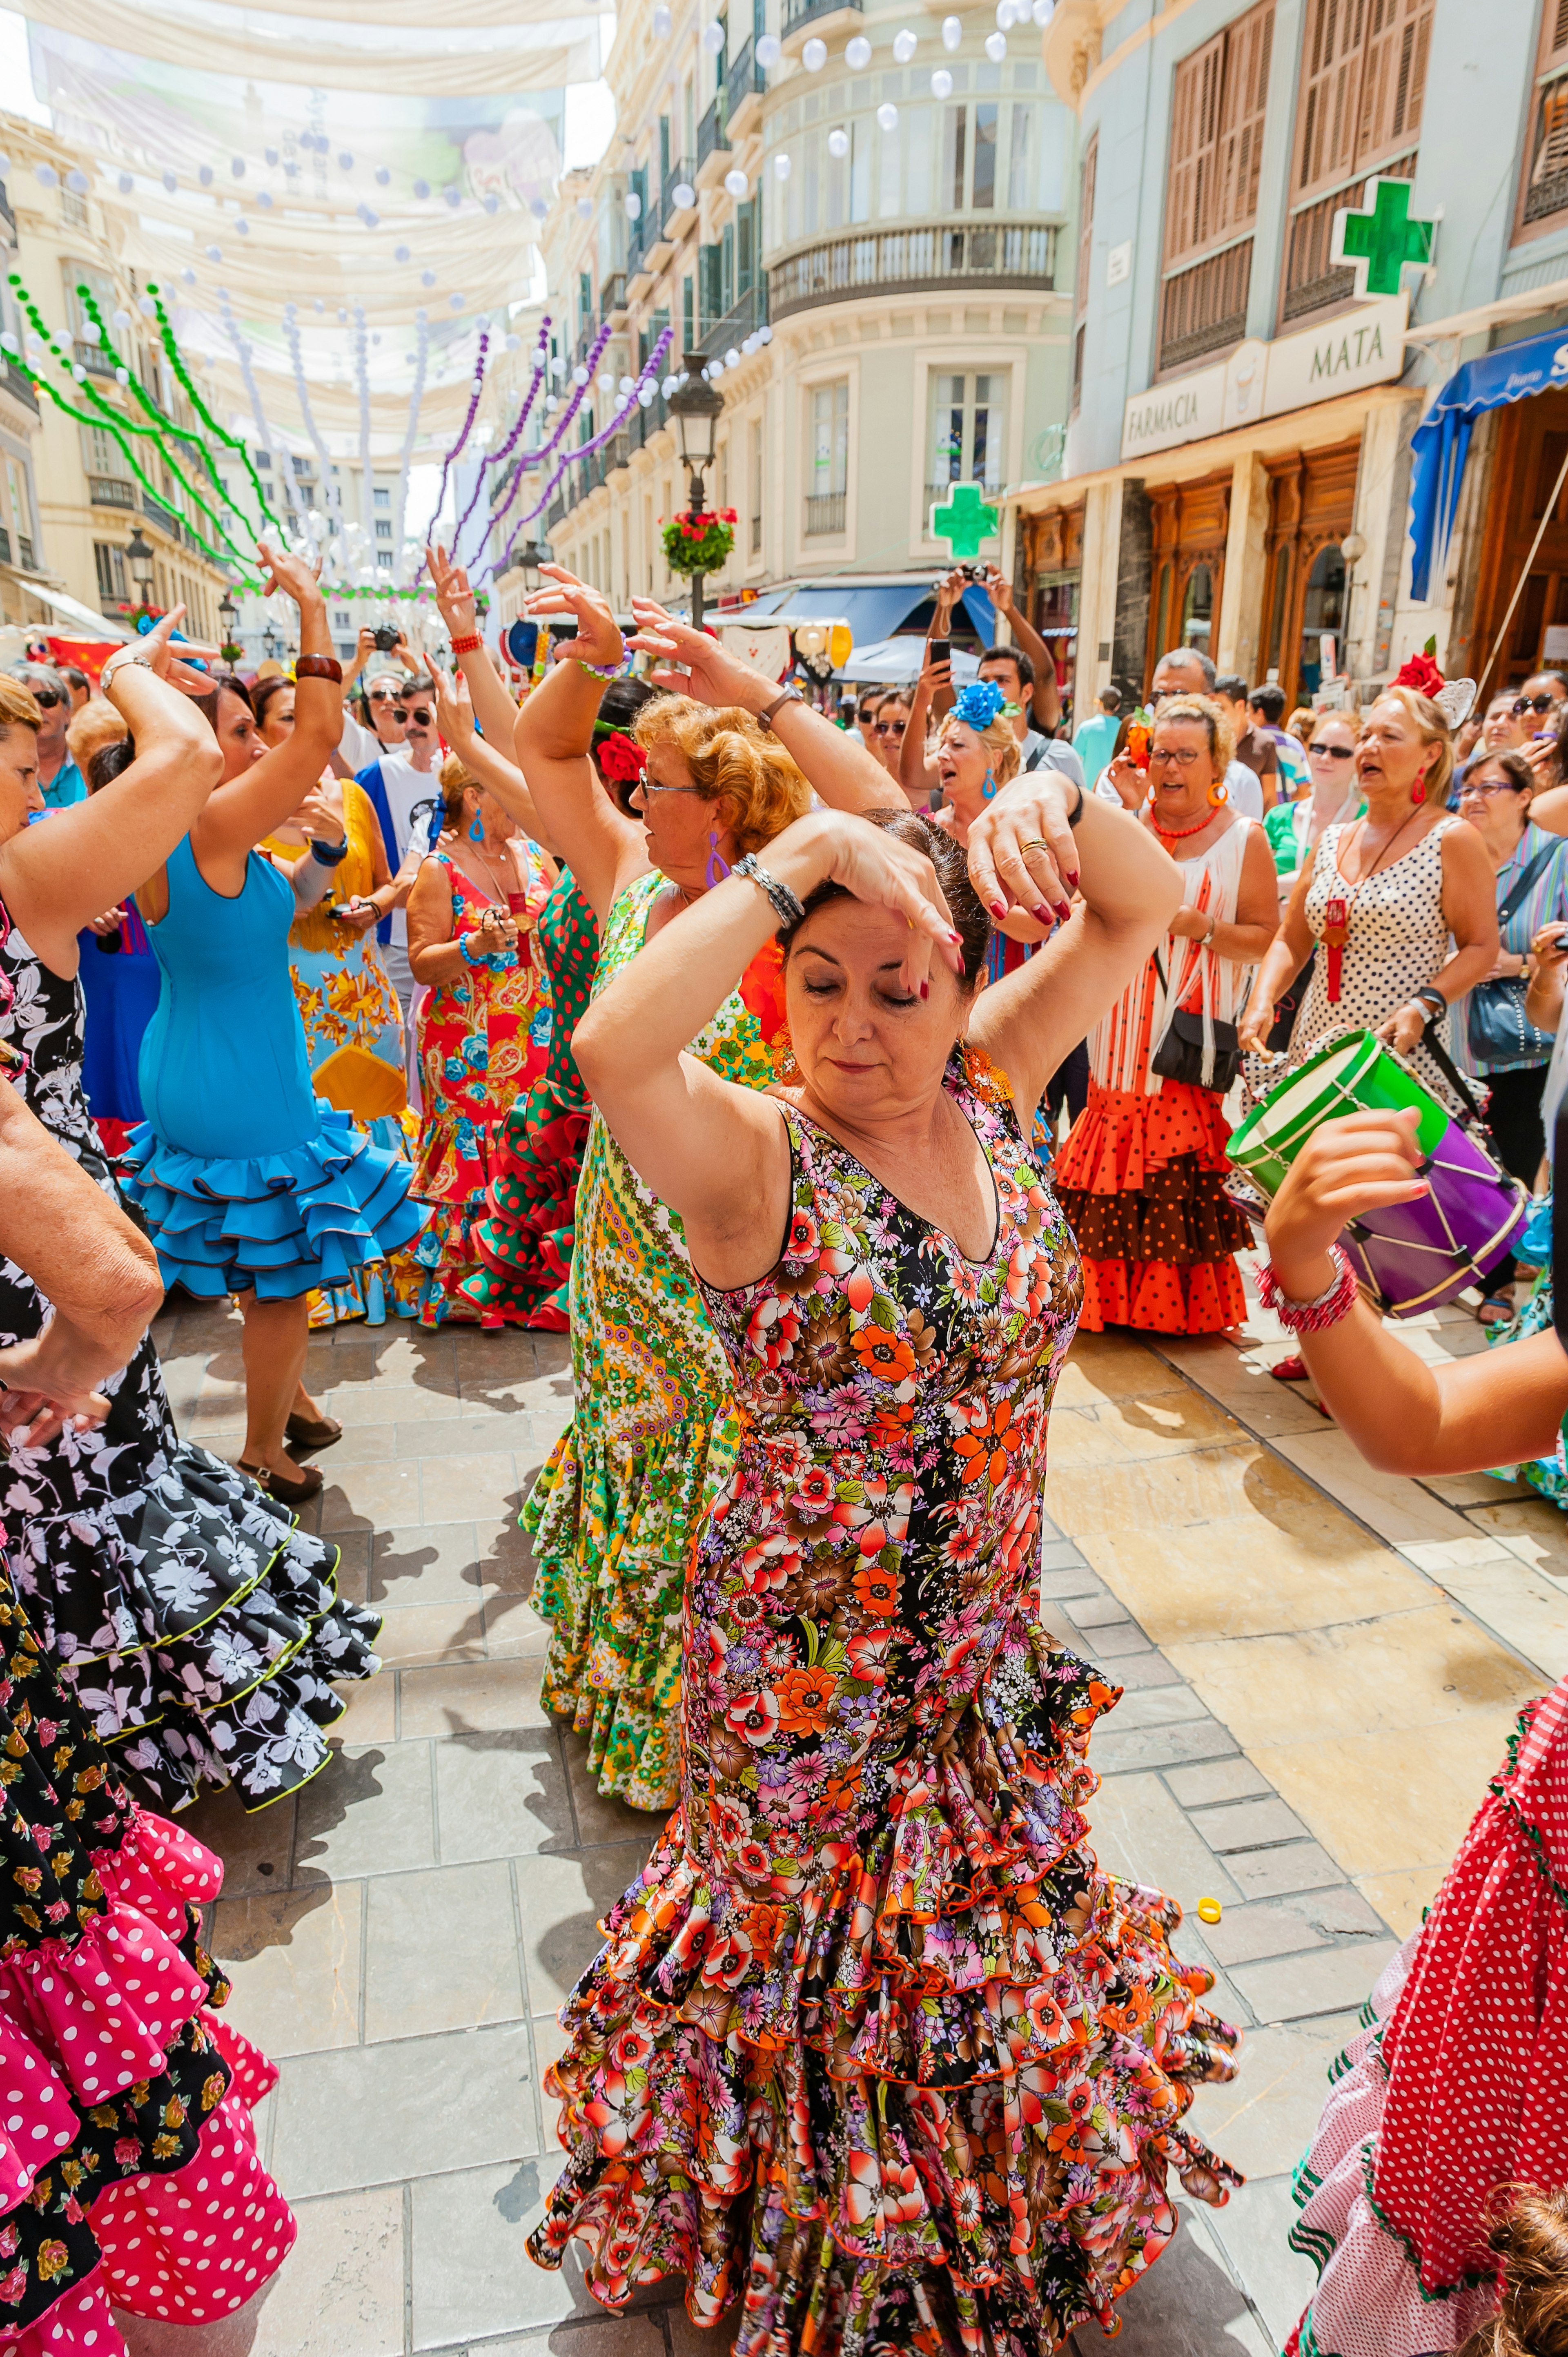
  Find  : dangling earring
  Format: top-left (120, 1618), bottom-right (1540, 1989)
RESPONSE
top-left (1208, 777), bottom-right (1229, 808)
top-left (1411, 776), bottom-right (1427, 805)
top-left (982, 768), bottom-right (996, 802)
top-left (705, 827), bottom-right (731, 889)
top-left (468, 814), bottom-right (485, 843)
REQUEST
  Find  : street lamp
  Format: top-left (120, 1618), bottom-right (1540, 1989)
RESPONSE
top-left (125, 522), bottom-right (156, 611)
top-left (667, 354), bottom-right (723, 632)
top-left (519, 540), bottom-right (545, 596)
top-left (262, 622), bottom-right (282, 663)
top-left (218, 589), bottom-right (239, 656)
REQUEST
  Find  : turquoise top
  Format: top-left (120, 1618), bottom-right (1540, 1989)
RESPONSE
top-left (1071, 711), bottom-right (1120, 788)
top-left (139, 837), bottom-right (318, 1160)
top-left (41, 758), bottom-right (85, 809)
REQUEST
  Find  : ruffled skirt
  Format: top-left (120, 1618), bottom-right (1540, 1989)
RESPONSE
top-left (524, 1405), bottom-right (742, 1812)
top-left (121, 1105), bottom-right (425, 1302)
top-left (1056, 1078), bottom-right (1250, 1334)
top-left (1285, 1941), bottom-right (1497, 2356)
top-left (463, 1082), bottom-right (592, 1332)
top-left (527, 1666), bottom-right (1243, 2352)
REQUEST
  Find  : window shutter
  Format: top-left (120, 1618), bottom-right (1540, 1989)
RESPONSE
top-left (1357, 0), bottom-right (1434, 163)
top-left (1164, 32), bottom-right (1227, 267)
top-left (1213, 0), bottom-right (1274, 235)
top-left (1295, 0), bottom-right (1366, 197)
top-left (1547, 0), bottom-right (1568, 71)
top-left (1075, 132), bottom-right (1097, 312)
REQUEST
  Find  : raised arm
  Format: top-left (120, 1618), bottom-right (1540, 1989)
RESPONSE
top-left (1262, 1107), bottom-right (1568, 1470)
top-left (511, 573), bottom-right (647, 926)
top-left (982, 565), bottom-right (1061, 734)
top-left (965, 775), bottom-right (1182, 1114)
top-left (0, 1072), bottom-right (163, 1446)
top-left (572, 809), bottom-right (964, 1264)
top-left (190, 545), bottom-right (343, 872)
top-left (432, 668), bottom-right (553, 851)
top-left (627, 596), bottom-right (898, 815)
top-left (428, 543), bottom-right (526, 754)
top-left (898, 662), bottom-right (945, 807)
top-left (0, 610), bottom-right (223, 972)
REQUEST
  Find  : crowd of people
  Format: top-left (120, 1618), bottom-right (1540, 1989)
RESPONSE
top-left (5, 551), bottom-right (1568, 2355)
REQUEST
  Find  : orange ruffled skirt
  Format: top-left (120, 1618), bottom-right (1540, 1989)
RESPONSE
top-left (1056, 1076), bottom-right (1249, 1335)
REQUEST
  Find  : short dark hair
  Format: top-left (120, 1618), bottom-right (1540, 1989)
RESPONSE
top-left (60, 667), bottom-right (89, 695)
top-left (1464, 748), bottom-right (1536, 797)
top-left (781, 807), bottom-right (991, 985)
top-left (1214, 673), bottom-right (1249, 701)
top-left (980, 644), bottom-right (1036, 689)
top-left (1098, 685), bottom-right (1123, 712)
top-left (1249, 682), bottom-right (1286, 725)
top-left (1155, 646), bottom-right (1217, 690)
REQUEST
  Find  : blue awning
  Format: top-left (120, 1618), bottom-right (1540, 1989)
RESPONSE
top-left (1409, 326), bottom-right (1568, 602)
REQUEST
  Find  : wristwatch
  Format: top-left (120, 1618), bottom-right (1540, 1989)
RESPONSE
top-left (757, 685), bottom-right (805, 733)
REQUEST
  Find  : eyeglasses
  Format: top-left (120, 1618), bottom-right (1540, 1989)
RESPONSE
top-left (634, 781), bottom-right (701, 796)
top-left (1514, 694), bottom-right (1562, 716)
top-left (408, 707), bottom-right (433, 727)
top-left (875, 719), bottom-right (907, 737)
top-left (30, 689), bottom-right (62, 710)
top-left (368, 686), bottom-right (403, 702)
top-left (1309, 741), bottom-right (1356, 760)
top-left (1458, 776), bottom-right (1526, 798)
top-left (1147, 745), bottom-right (1203, 767)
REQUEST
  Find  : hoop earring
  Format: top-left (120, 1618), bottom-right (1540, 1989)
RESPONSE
top-left (1410, 777), bottom-right (1426, 805)
top-left (982, 768), bottom-right (996, 802)
top-left (468, 814), bottom-right (485, 843)
top-left (1207, 778), bottom-right (1229, 808)
top-left (705, 827), bottom-right (731, 889)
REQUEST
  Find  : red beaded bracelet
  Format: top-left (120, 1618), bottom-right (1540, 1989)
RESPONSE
top-left (1255, 1244), bottom-right (1360, 1333)
top-left (449, 632), bottom-right (483, 656)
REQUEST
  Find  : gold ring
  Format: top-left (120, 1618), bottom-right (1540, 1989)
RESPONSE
top-left (1021, 838), bottom-right (1052, 852)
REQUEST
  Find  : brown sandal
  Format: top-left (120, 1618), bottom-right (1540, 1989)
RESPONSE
top-left (284, 1411), bottom-right (343, 1452)
top-left (238, 1458), bottom-right (324, 1506)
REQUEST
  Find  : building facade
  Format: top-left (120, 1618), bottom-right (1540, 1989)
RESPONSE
top-left (515, 0), bottom-right (1077, 640)
top-left (1015, 0), bottom-right (1568, 714)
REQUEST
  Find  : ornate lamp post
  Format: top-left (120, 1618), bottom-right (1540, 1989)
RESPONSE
top-left (667, 356), bottom-right (723, 633)
top-left (125, 523), bottom-right (156, 617)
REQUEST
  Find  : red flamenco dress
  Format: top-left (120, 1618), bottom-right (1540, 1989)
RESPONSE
top-left (1057, 824), bottom-right (1253, 1334)
top-left (0, 1562), bottom-right (292, 2353)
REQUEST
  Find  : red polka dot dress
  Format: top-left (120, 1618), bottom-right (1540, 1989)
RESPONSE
top-left (0, 1566), bottom-right (293, 2352)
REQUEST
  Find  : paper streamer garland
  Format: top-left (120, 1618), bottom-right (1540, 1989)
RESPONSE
top-left (417, 328), bottom-right (490, 573)
top-left (481, 317), bottom-right (612, 562)
top-left (282, 305), bottom-right (350, 566)
top-left (214, 286), bottom-right (303, 537)
top-left (493, 327), bottom-right (674, 574)
top-left (144, 282), bottom-right (281, 546)
top-left (447, 317), bottom-right (549, 570)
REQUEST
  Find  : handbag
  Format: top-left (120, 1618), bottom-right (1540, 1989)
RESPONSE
top-left (1149, 951), bottom-right (1243, 1094)
top-left (1466, 842), bottom-right (1559, 1069)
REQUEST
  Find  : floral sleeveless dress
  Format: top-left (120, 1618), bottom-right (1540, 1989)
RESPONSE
top-left (528, 1046), bottom-right (1242, 2353)
top-left (524, 870), bottom-right (789, 1811)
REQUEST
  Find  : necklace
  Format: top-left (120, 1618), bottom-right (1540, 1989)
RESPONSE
top-left (1145, 804), bottom-right (1215, 841)
top-left (1320, 805), bottom-right (1428, 1003)
top-left (466, 834), bottom-right (519, 908)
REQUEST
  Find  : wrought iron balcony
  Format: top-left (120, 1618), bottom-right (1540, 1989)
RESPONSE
top-left (697, 96), bottom-right (729, 171)
top-left (1, 359), bottom-right (37, 415)
top-left (662, 157), bottom-right (697, 230)
top-left (770, 221), bottom-right (1055, 319)
top-left (696, 281), bottom-right (769, 359)
top-left (726, 36), bottom-right (764, 123)
top-left (782, 0), bottom-right (860, 32)
top-left (804, 493), bottom-right (846, 536)
top-left (89, 475), bottom-right (137, 510)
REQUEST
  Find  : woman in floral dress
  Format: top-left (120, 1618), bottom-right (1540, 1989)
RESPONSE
top-left (503, 576), bottom-right (898, 1811)
top-left (406, 754), bottom-right (556, 1325)
top-left (528, 750), bottom-right (1243, 2344)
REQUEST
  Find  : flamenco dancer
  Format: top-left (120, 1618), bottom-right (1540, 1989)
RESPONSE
top-left (0, 600), bottom-right (382, 1814)
top-left (1253, 1109), bottom-right (1568, 2352)
top-left (0, 1070), bottom-right (295, 2353)
top-left (527, 763), bottom-right (1243, 2346)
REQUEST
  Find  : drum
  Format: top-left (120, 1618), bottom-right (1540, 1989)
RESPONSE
top-left (1229, 1030), bottom-right (1529, 1319)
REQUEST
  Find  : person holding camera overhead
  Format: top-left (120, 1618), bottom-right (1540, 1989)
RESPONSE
top-left (338, 624), bottom-right (444, 1016)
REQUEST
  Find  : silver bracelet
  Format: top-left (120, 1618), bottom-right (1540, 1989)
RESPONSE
top-left (103, 650), bottom-right (154, 685)
top-left (732, 851), bottom-right (806, 930)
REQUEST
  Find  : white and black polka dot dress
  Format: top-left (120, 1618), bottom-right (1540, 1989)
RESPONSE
top-left (1294, 817), bottom-right (1463, 1107)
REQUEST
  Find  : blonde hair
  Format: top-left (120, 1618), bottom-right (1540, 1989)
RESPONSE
top-left (936, 707), bottom-right (1022, 792)
top-left (1455, 2187), bottom-right (1568, 2357)
top-left (1285, 705), bottom-right (1316, 742)
top-left (439, 750), bottom-right (478, 827)
top-left (1154, 692), bottom-right (1236, 778)
top-left (634, 696), bottom-right (811, 855)
top-left (1375, 685), bottom-right (1455, 807)
top-left (67, 696), bottom-right (127, 776)
top-left (0, 678), bottom-right (41, 741)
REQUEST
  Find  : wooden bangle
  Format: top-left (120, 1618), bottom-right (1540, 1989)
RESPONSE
top-left (294, 655), bottom-right (343, 684)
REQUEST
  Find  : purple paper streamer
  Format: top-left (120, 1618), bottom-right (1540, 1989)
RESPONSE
top-left (495, 328), bottom-right (673, 575)
top-left (449, 319), bottom-right (551, 568)
top-left (416, 329), bottom-right (491, 578)
top-left (477, 320), bottom-right (616, 571)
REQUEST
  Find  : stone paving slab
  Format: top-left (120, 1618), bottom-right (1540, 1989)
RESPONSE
top-left (139, 1296), bottom-right (1526, 2355)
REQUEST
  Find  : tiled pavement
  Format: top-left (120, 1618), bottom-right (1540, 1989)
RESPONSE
top-left (109, 1276), bottom-right (1568, 2356)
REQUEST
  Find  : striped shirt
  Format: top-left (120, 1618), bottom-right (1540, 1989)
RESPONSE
top-left (1450, 822), bottom-right (1568, 1076)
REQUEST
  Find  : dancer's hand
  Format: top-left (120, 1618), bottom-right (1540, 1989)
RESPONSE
top-left (1264, 1108), bottom-right (1427, 1299)
top-left (523, 566), bottom-right (623, 673)
top-left (0, 1325), bottom-right (115, 1450)
top-left (764, 810), bottom-right (967, 998)
top-left (103, 608), bottom-right (221, 698)
top-left (627, 599), bottom-right (771, 709)
top-left (433, 667), bottom-right (476, 747)
top-left (428, 542), bottom-right (478, 639)
top-left (254, 539), bottom-right (325, 613)
top-left (965, 772), bottom-right (1080, 928)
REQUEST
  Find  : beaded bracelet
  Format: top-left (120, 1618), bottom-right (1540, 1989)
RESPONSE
top-left (459, 932), bottom-right (517, 973)
top-left (309, 836), bottom-right (350, 867)
top-left (1254, 1244), bottom-right (1359, 1334)
top-left (732, 851), bottom-right (806, 930)
top-left (449, 633), bottom-right (483, 657)
top-left (575, 653), bottom-right (624, 681)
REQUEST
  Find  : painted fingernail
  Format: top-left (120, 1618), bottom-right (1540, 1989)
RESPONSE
top-left (1034, 905), bottom-right (1054, 924)
top-left (947, 928), bottom-right (962, 943)
top-left (1065, 872), bottom-right (1080, 890)
top-left (991, 901), bottom-right (1008, 918)
top-left (1056, 899), bottom-right (1073, 920)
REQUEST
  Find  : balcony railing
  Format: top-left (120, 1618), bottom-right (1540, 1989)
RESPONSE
top-left (630, 388), bottom-right (669, 448)
top-left (1, 359), bottom-right (37, 415)
top-left (0, 181), bottom-right (15, 241)
top-left (662, 156), bottom-right (697, 229)
top-left (783, 0), bottom-right (860, 30)
top-left (697, 280), bottom-right (769, 357)
top-left (1526, 76), bottom-right (1568, 224)
top-left (1282, 152), bottom-right (1415, 323)
top-left (89, 475), bottom-right (137, 509)
top-left (16, 536), bottom-right (33, 572)
top-left (697, 96), bottom-right (729, 171)
top-left (75, 340), bottom-right (116, 378)
top-left (599, 272), bottom-right (627, 316)
top-left (804, 492), bottom-right (846, 535)
top-left (1157, 238), bottom-right (1252, 373)
top-left (726, 35), bottom-right (764, 122)
top-left (771, 221), bottom-right (1055, 319)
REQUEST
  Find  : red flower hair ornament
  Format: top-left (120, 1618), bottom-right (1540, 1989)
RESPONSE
top-left (596, 730), bottom-right (647, 783)
top-left (1389, 647), bottom-right (1477, 732)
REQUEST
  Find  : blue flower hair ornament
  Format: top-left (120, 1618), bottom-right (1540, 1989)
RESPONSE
top-left (953, 679), bottom-right (1007, 732)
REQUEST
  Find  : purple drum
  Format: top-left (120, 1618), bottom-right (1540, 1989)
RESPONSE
top-left (1340, 1110), bottom-right (1529, 1318)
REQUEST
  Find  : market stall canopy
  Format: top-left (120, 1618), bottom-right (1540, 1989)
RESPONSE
top-left (1409, 325), bottom-right (1568, 602)
top-left (833, 638), bottom-right (982, 685)
top-left (15, 583), bottom-right (136, 642)
top-left (742, 577), bottom-right (998, 646)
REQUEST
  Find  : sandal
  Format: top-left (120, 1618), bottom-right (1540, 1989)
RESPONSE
top-left (284, 1411), bottom-right (343, 1452)
top-left (1270, 1354), bottom-right (1308, 1382)
top-left (1477, 1293), bottom-right (1515, 1329)
top-left (238, 1457), bottom-right (324, 1506)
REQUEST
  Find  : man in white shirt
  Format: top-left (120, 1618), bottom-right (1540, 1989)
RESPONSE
top-left (1149, 646), bottom-right (1263, 821)
top-left (350, 675), bottom-right (442, 1013)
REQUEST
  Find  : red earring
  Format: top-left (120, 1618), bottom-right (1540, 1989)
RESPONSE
top-left (1411, 778), bottom-right (1426, 805)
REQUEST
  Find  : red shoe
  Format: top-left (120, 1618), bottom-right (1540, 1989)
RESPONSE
top-left (1270, 1354), bottom-right (1307, 1382)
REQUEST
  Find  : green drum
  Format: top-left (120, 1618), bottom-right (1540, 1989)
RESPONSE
top-left (1228, 1030), bottom-right (1449, 1202)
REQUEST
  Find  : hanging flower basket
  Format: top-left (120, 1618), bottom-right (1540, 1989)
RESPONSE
top-left (662, 508), bottom-right (737, 576)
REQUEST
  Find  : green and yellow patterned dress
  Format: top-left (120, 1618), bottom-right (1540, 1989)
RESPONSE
top-left (524, 869), bottom-right (789, 1810)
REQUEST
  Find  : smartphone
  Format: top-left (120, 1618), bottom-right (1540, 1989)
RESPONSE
top-left (929, 637), bottom-right (950, 667)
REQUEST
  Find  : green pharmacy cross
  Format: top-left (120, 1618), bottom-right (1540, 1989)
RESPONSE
top-left (930, 481), bottom-right (1000, 560)
top-left (1331, 176), bottom-right (1439, 298)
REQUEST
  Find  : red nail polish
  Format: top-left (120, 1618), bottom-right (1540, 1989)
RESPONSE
top-left (991, 901), bottom-right (1007, 918)
top-left (1034, 905), bottom-right (1054, 924)
top-left (1056, 900), bottom-right (1072, 920)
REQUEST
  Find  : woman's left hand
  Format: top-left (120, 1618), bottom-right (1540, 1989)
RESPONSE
top-left (336, 896), bottom-right (381, 934)
top-left (433, 667), bottom-right (475, 747)
top-left (626, 598), bottom-right (771, 709)
top-left (1169, 903), bottom-right (1213, 941)
top-left (1377, 1000), bottom-right (1432, 1057)
top-left (427, 542), bottom-right (478, 638)
top-left (1484, 948), bottom-right (1526, 981)
top-left (964, 772), bottom-right (1080, 927)
top-left (0, 1338), bottom-right (112, 1450)
top-left (254, 540), bottom-right (325, 611)
top-left (525, 565), bottom-right (624, 673)
top-left (772, 811), bottom-right (966, 996)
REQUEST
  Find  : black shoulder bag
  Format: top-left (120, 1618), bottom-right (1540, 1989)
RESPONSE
top-left (1149, 950), bottom-right (1244, 1095)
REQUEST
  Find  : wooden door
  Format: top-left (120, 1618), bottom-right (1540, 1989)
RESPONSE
top-left (1145, 468), bottom-right (1232, 689)
top-left (1463, 388), bottom-right (1568, 696)
top-left (1258, 438), bottom-right (1360, 703)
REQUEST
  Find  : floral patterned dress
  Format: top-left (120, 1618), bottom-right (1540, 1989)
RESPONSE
top-left (264, 779), bottom-right (422, 1330)
top-left (0, 1559), bottom-right (293, 2346)
top-left (528, 1046), bottom-right (1242, 2352)
top-left (525, 870), bottom-right (790, 1812)
top-left (410, 845), bottom-right (555, 1327)
top-left (462, 870), bottom-right (599, 1331)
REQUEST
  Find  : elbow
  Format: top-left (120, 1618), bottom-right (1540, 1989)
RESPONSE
top-left (570, 1005), bottom-right (610, 1093)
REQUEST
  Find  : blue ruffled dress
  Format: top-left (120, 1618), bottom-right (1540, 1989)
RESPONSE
top-left (122, 837), bottom-right (424, 1297)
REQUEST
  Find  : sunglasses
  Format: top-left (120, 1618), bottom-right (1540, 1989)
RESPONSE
top-left (31, 689), bottom-right (63, 710)
top-left (369, 686), bottom-right (405, 703)
top-left (1309, 741), bottom-right (1356, 759)
top-left (875, 718), bottom-right (907, 736)
top-left (1514, 694), bottom-right (1561, 715)
top-left (858, 709), bottom-right (878, 723)
top-left (408, 706), bottom-right (433, 727)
